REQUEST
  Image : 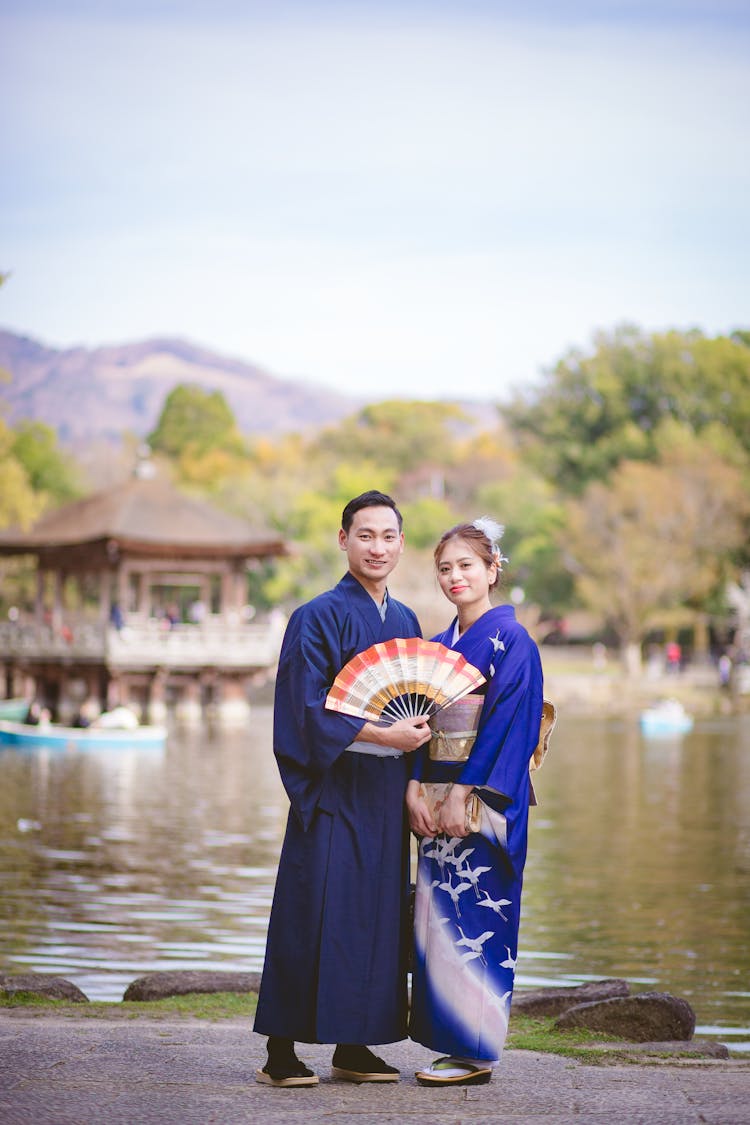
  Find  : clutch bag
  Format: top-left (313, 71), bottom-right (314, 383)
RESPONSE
top-left (419, 782), bottom-right (482, 834)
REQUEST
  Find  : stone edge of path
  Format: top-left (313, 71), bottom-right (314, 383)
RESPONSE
top-left (0, 971), bottom-right (733, 1061)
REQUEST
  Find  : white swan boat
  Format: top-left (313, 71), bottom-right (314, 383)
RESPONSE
top-left (639, 699), bottom-right (694, 736)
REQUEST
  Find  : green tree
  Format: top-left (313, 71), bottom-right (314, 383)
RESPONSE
top-left (11, 420), bottom-right (82, 505)
top-left (0, 420), bottom-right (45, 529)
top-left (504, 324), bottom-right (750, 493)
top-left (400, 497), bottom-right (456, 550)
top-left (475, 469), bottom-right (573, 613)
top-left (263, 461), bottom-right (399, 606)
top-left (148, 384), bottom-right (246, 460)
top-left (0, 417), bottom-right (47, 615)
top-left (316, 400), bottom-right (467, 476)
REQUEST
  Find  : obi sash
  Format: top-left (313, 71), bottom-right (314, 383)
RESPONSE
top-left (428, 694), bottom-right (484, 762)
top-left (428, 694), bottom-right (557, 806)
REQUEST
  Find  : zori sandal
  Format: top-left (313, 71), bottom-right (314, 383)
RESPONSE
top-left (415, 1056), bottom-right (493, 1086)
top-left (255, 1061), bottom-right (319, 1087)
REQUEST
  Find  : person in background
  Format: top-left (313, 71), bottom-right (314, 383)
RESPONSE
top-left (666, 641), bottom-right (682, 674)
top-left (406, 518), bottom-right (544, 1087)
top-left (254, 490), bottom-right (432, 1087)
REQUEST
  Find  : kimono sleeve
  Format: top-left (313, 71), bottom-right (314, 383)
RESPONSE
top-left (408, 744), bottom-right (428, 782)
top-left (456, 630), bottom-right (543, 808)
top-left (273, 599), bottom-right (365, 829)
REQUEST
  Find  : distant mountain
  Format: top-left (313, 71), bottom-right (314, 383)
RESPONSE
top-left (0, 329), bottom-right (360, 445)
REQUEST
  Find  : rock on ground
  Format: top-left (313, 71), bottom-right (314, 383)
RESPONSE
top-left (123, 970), bottom-right (262, 1002)
top-left (554, 991), bottom-right (696, 1041)
top-left (0, 973), bottom-right (89, 1003)
top-left (513, 978), bottom-right (629, 1017)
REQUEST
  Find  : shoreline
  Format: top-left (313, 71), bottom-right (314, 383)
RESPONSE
top-left (1, 972), bottom-right (744, 1062)
top-left (537, 649), bottom-right (748, 718)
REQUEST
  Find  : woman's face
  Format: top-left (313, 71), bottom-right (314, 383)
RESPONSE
top-left (436, 536), bottom-right (496, 612)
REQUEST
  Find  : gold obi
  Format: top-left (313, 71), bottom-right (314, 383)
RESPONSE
top-left (428, 694), bottom-right (484, 762)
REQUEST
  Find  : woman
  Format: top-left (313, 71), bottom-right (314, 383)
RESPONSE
top-left (406, 518), bottom-right (544, 1086)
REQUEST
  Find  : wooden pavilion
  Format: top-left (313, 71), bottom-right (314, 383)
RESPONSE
top-left (0, 469), bottom-right (289, 727)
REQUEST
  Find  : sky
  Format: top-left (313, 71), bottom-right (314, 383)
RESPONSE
top-left (2, 0), bottom-right (749, 402)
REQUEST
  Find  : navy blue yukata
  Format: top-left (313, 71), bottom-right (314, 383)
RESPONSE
top-left (254, 572), bottom-right (421, 1045)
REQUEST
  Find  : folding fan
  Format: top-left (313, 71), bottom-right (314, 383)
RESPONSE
top-left (325, 637), bottom-right (485, 724)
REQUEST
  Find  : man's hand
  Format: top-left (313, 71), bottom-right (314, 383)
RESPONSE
top-left (359, 715), bottom-right (431, 753)
top-left (406, 778), bottom-right (437, 837)
top-left (437, 782), bottom-right (473, 838)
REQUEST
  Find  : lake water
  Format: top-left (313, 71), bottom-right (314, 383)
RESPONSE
top-left (1, 707), bottom-right (748, 1052)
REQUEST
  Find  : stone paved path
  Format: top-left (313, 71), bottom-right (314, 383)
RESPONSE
top-left (1, 1014), bottom-right (749, 1124)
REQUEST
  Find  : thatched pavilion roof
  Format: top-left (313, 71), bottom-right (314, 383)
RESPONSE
top-left (0, 475), bottom-right (288, 563)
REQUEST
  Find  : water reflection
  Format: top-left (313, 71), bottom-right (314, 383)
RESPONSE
top-left (0, 711), bottom-right (285, 1002)
top-left (0, 707), bottom-right (748, 1050)
top-left (522, 713), bottom-right (750, 1050)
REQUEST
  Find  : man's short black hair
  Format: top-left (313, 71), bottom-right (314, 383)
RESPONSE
top-left (341, 491), bottom-right (403, 534)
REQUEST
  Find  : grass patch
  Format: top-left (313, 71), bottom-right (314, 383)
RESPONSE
top-left (507, 1015), bottom-right (622, 1062)
top-left (0, 990), bottom-right (258, 1020)
top-left (1, 990), bottom-right (67, 1008)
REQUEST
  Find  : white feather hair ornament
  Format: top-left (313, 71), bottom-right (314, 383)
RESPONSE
top-left (472, 516), bottom-right (509, 564)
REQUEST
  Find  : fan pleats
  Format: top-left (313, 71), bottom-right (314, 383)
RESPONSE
top-left (325, 637), bottom-right (485, 724)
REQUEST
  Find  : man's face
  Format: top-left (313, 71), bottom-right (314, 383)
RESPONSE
top-left (339, 506), bottom-right (404, 589)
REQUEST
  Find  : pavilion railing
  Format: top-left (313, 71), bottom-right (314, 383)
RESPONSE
top-left (0, 617), bottom-right (285, 671)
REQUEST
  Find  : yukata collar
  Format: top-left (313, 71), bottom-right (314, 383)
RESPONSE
top-left (450, 604), bottom-right (515, 645)
top-left (340, 571), bottom-right (390, 622)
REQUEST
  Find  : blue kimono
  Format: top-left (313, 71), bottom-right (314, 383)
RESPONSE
top-left (409, 605), bottom-right (543, 1061)
top-left (254, 572), bottom-right (421, 1045)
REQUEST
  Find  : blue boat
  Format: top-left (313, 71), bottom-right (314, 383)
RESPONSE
top-left (0, 698), bottom-right (30, 722)
top-left (0, 718), bottom-right (167, 751)
top-left (639, 699), bottom-right (694, 737)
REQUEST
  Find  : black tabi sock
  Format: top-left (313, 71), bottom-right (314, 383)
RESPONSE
top-left (266, 1036), bottom-right (298, 1066)
top-left (333, 1044), bottom-right (379, 1070)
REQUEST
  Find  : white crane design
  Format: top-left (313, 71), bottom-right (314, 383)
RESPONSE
top-left (436, 874), bottom-right (473, 918)
top-left (500, 945), bottom-right (517, 970)
top-left (478, 892), bottom-right (512, 921)
top-left (456, 860), bottom-right (492, 898)
top-left (423, 837), bottom-right (462, 869)
top-left (455, 925), bottom-right (495, 966)
top-left (488, 630), bottom-right (506, 676)
top-left (451, 847), bottom-right (475, 868)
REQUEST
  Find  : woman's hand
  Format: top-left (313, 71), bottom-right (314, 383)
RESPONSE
top-left (360, 716), bottom-right (431, 753)
top-left (406, 779), bottom-right (438, 837)
top-left (437, 782), bottom-right (474, 838)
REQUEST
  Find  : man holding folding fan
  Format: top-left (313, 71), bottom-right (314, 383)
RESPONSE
top-left (254, 490), bottom-right (431, 1087)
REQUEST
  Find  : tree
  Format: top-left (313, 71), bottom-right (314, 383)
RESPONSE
top-left (0, 417), bottom-right (48, 615)
top-left (503, 324), bottom-right (750, 493)
top-left (562, 439), bottom-right (750, 671)
top-left (148, 384), bottom-right (246, 460)
top-left (474, 469), bottom-right (573, 614)
top-left (11, 420), bottom-right (82, 505)
top-left (263, 461), bottom-right (400, 606)
top-left (399, 497), bottom-right (456, 550)
top-left (316, 400), bottom-right (468, 476)
top-left (0, 420), bottom-right (45, 530)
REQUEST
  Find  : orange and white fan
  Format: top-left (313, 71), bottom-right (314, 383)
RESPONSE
top-left (325, 637), bottom-right (485, 724)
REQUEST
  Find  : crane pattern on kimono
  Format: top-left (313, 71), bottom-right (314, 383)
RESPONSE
top-left (488, 630), bottom-right (506, 678)
top-left (421, 834), bottom-right (517, 970)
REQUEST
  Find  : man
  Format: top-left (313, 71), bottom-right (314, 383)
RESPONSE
top-left (254, 490), bottom-right (431, 1087)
